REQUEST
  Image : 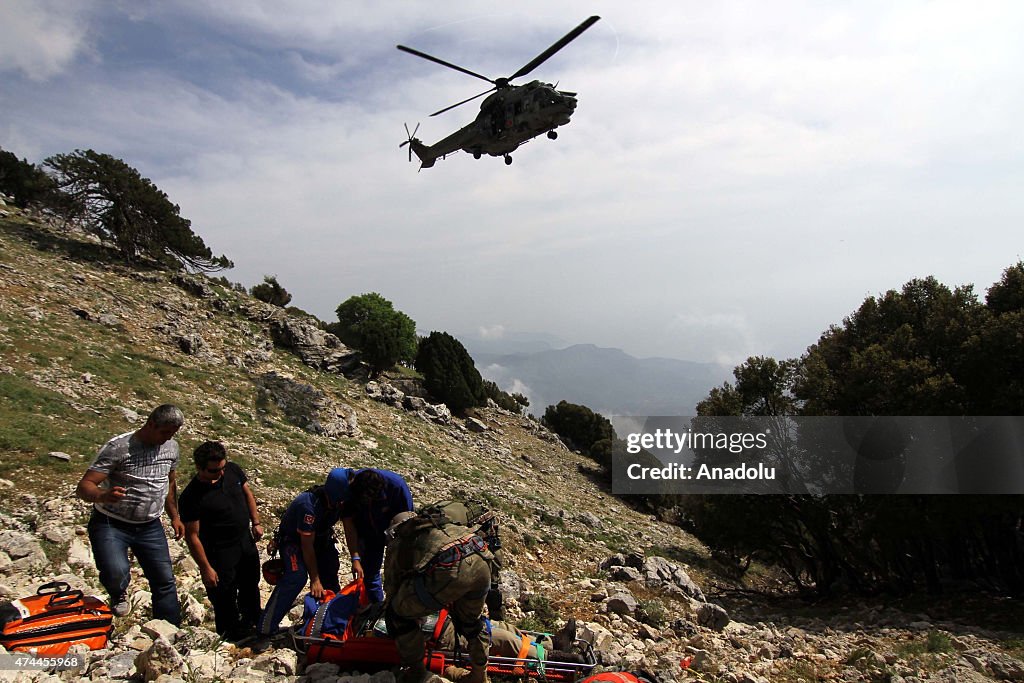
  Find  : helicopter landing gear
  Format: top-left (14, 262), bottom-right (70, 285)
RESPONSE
top-left (504, 155), bottom-right (513, 165)
top-left (547, 130), bottom-right (558, 140)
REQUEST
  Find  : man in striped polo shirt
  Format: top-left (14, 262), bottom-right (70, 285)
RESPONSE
top-left (76, 404), bottom-right (186, 624)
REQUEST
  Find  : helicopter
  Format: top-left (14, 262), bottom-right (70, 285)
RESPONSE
top-left (397, 15), bottom-right (600, 169)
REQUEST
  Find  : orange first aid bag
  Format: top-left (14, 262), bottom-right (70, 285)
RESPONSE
top-left (0, 581), bottom-right (114, 655)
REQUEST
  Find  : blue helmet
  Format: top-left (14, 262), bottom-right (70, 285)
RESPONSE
top-left (325, 467), bottom-right (353, 504)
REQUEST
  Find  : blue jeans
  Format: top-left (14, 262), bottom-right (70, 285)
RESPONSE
top-left (87, 510), bottom-right (180, 625)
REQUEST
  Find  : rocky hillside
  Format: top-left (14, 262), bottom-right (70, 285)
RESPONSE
top-left (0, 207), bottom-right (1022, 683)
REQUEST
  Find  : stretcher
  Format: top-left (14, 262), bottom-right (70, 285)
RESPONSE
top-left (290, 580), bottom-right (596, 681)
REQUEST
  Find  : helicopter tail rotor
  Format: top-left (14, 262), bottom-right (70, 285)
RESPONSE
top-left (399, 123), bottom-right (437, 169)
top-left (399, 122), bottom-right (421, 162)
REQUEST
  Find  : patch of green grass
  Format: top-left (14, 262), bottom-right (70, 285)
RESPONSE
top-left (1002, 637), bottom-right (1024, 659)
top-left (0, 373), bottom-right (110, 456)
top-left (0, 452), bottom-right (91, 512)
top-left (28, 351), bottom-right (52, 367)
top-left (646, 542), bottom-right (709, 566)
top-left (286, 439), bottom-right (311, 457)
top-left (519, 594), bottom-right (559, 631)
top-left (203, 406), bottom-right (239, 440)
top-left (589, 529), bottom-right (627, 552)
top-left (559, 536), bottom-right (583, 553)
top-left (369, 431), bottom-right (444, 473)
top-left (251, 460), bottom-right (317, 492)
top-left (73, 349), bottom-right (121, 377)
top-left (891, 632), bottom-right (956, 676)
top-left (388, 365), bottom-right (422, 380)
top-left (39, 537), bottom-right (70, 567)
top-left (538, 510), bottom-right (565, 528)
top-left (516, 615), bottom-right (547, 634)
top-left (925, 631), bottom-right (954, 654)
top-left (893, 631), bottom-right (954, 657)
top-left (768, 660), bottom-right (830, 682)
top-left (845, 646), bottom-right (879, 668)
top-left (638, 598), bottom-right (667, 627)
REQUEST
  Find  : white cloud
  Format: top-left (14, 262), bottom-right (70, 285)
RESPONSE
top-left (0, 2), bottom-right (91, 81)
top-left (478, 325), bottom-right (506, 340)
top-left (480, 364), bottom-right (537, 412)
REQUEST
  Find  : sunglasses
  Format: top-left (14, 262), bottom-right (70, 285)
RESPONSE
top-left (205, 464), bottom-right (227, 474)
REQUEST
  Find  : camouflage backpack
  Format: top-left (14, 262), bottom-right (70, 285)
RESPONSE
top-left (416, 500), bottom-right (501, 551)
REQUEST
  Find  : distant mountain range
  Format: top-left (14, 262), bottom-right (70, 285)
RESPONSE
top-left (462, 339), bottom-right (733, 417)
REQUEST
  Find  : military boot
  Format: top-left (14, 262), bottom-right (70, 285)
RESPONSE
top-left (552, 618), bottom-right (577, 651)
top-left (444, 666), bottom-right (471, 681)
top-left (399, 664), bottom-right (433, 683)
top-left (549, 650), bottom-right (586, 664)
top-left (462, 665), bottom-right (488, 683)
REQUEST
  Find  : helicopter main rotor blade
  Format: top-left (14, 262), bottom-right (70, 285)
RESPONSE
top-left (397, 45), bottom-right (495, 85)
top-left (430, 87), bottom-right (495, 117)
top-left (508, 15), bottom-right (600, 81)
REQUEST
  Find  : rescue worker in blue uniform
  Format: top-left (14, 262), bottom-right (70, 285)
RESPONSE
top-left (331, 467), bottom-right (414, 602)
top-left (257, 475), bottom-right (344, 636)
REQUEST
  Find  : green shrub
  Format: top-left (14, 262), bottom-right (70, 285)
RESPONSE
top-left (415, 331), bottom-right (485, 414)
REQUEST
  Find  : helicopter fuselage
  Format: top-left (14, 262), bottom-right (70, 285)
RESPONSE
top-left (469, 81), bottom-right (577, 155)
top-left (407, 82), bottom-right (577, 167)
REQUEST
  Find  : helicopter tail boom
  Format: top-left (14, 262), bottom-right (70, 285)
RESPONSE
top-left (408, 138), bottom-right (436, 168)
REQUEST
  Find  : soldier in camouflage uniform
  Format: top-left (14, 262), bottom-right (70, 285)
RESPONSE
top-left (384, 510), bottom-right (494, 683)
top-left (422, 501), bottom-right (505, 620)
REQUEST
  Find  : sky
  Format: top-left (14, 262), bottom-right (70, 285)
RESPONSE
top-left (3, 1), bottom-right (1023, 366)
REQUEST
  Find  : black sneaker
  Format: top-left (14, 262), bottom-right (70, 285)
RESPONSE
top-left (228, 625), bottom-right (258, 644)
top-left (249, 637), bottom-right (273, 654)
top-left (111, 597), bottom-right (130, 617)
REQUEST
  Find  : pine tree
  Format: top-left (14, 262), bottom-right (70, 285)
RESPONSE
top-left (415, 332), bottom-right (486, 414)
top-left (251, 275), bottom-right (293, 307)
top-left (332, 293), bottom-right (417, 376)
top-left (44, 149), bottom-right (232, 271)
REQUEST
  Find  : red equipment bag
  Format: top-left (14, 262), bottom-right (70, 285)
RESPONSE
top-left (0, 581), bottom-right (114, 656)
top-left (581, 674), bottom-right (642, 683)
